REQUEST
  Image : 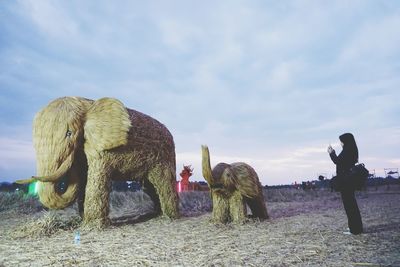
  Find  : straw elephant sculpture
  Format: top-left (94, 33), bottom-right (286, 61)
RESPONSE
top-left (202, 145), bottom-right (268, 223)
top-left (17, 96), bottom-right (179, 228)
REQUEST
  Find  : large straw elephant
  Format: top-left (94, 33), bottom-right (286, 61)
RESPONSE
top-left (202, 145), bottom-right (268, 223)
top-left (17, 97), bottom-right (179, 228)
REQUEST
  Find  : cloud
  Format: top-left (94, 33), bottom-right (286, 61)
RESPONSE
top-left (0, 137), bottom-right (35, 180)
top-left (20, 1), bottom-right (79, 41)
top-left (158, 19), bottom-right (203, 52)
top-left (338, 14), bottom-right (400, 64)
top-left (0, 1), bottom-right (399, 184)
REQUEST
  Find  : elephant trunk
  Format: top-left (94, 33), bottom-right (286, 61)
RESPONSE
top-left (16, 153), bottom-right (80, 209)
top-left (37, 174), bottom-right (79, 209)
top-left (38, 153), bottom-right (82, 209)
top-left (201, 145), bottom-right (215, 186)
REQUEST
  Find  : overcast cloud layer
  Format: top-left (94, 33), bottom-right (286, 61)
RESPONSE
top-left (1, 1), bottom-right (399, 185)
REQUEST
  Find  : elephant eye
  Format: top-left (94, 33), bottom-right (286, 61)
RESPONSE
top-left (55, 177), bottom-right (68, 195)
top-left (66, 130), bottom-right (72, 138)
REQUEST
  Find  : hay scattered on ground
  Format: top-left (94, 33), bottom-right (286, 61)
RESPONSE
top-left (11, 211), bottom-right (82, 238)
top-left (1, 187), bottom-right (399, 266)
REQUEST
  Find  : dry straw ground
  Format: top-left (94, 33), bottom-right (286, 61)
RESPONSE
top-left (1, 186), bottom-right (399, 267)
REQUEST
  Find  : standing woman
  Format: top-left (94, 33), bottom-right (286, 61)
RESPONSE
top-left (328, 133), bottom-right (363, 235)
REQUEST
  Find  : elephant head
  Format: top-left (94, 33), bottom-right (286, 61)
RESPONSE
top-left (201, 145), bottom-right (237, 197)
top-left (17, 97), bottom-right (131, 209)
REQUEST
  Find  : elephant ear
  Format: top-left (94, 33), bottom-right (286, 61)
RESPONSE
top-left (84, 97), bottom-right (131, 151)
top-left (230, 163), bottom-right (261, 198)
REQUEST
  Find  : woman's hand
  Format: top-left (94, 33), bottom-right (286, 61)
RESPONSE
top-left (327, 145), bottom-right (334, 154)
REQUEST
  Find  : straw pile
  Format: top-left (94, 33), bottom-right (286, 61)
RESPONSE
top-left (1, 186), bottom-right (399, 266)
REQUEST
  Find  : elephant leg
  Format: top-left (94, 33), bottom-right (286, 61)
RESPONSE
top-left (147, 164), bottom-right (179, 219)
top-left (229, 190), bottom-right (247, 223)
top-left (142, 179), bottom-right (161, 215)
top-left (77, 176), bottom-right (87, 218)
top-left (245, 194), bottom-right (269, 220)
top-left (211, 192), bottom-right (231, 223)
top-left (77, 190), bottom-right (85, 218)
top-left (83, 159), bottom-right (111, 228)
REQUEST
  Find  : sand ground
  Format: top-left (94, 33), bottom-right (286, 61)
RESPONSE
top-left (0, 189), bottom-right (399, 267)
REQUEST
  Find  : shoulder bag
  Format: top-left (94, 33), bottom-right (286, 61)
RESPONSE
top-left (350, 163), bottom-right (369, 190)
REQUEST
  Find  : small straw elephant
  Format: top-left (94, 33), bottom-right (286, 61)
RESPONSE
top-left (202, 145), bottom-right (269, 223)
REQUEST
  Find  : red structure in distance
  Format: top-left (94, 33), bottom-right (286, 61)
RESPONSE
top-left (177, 165), bottom-right (209, 192)
top-left (179, 165), bottom-right (193, 192)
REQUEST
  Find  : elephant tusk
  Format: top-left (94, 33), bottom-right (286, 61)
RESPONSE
top-left (32, 153), bottom-right (74, 182)
top-left (15, 177), bottom-right (37, 184)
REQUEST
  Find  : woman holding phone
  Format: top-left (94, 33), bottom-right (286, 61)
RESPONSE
top-left (328, 133), bottom-right (363, 235)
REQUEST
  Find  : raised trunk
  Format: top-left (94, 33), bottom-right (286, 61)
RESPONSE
top-left (201, 145), bottom-right (215, 185)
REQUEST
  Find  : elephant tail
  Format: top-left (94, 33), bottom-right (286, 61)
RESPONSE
top-left (201, 145), bottom-right (215, 186)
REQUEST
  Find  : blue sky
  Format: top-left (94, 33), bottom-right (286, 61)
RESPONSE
top-left (1, 1), bottom-right (399, 185)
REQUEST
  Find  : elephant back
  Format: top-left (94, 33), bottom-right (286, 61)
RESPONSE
top-left (126, 108), bottom-right (175, 164)
top-left (230, 162), bottom-right (263, 198)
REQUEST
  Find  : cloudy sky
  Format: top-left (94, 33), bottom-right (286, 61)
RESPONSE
top-left (1, 1), bottom-right (399, 185)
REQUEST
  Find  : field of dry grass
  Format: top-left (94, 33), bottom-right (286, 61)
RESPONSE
top-left (1, 186), bottom-right (399, 266)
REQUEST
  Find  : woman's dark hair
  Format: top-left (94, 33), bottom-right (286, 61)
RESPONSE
top-left (339, 133), bottom-right (359, 163)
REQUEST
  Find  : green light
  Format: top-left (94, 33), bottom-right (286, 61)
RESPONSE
top-left (28, 182), bottom-right (39, 196)
top-left (35, 182), bottom-right (39, 194)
